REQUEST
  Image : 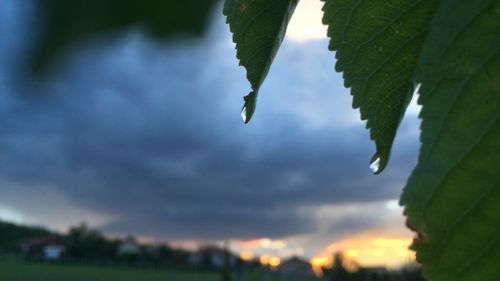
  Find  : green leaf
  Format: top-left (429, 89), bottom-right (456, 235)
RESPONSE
top-left (224, 0), bottom-right (299, 123)
top-left (322, 0), bottom-right (438, 173)
top-left (32, 0), bottom-right (217, 72)
top-left (323, 0), bottom-right (499, 278)
top-left (400, 0), bottom-right (500, 280)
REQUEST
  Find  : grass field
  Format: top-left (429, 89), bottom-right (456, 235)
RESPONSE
top-left (0, 259), bottom-right (317, 281)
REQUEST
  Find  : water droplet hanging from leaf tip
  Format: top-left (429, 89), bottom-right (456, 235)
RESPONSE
top-left (240, 91), bottom-right (256, 124)
top-left (240, 105), bottom-right (249, 123)
top-left (369, 153), bottom-right (381, 174)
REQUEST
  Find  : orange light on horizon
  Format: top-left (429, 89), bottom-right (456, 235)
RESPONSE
top-left (310, 256), bottom-right (332, 277)
top-left (259, 255), bottom-right (270, 266)
top-left (373, 238), bottom-right (410, 248)
top-left (259, 255), bottom-right (281, 268)
top-left (345, 249), bottom-right (359, 257)
top-left (240, 251), bottom-right (254, 261)
top-left (269, 256), bottom-right (281, 268)
top-left (318, 234), bottom-right (415, 268)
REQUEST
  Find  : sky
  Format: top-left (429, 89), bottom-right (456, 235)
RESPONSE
top-left (0, 0), bottom-right (421, 268)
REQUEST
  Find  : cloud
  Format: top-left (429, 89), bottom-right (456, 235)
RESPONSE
top-left (0, 179), bottom-right (113, 230)
top-left (0, 0), bottom-right (420, 245)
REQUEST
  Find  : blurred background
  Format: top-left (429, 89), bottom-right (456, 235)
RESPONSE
top-left (0, 0), bottom-right (424, 280)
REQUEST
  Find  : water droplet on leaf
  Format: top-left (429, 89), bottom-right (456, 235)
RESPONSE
top-left (369, 153), bottom-right (381, 174)
top-left (240, 92), bottom-right (257, 124)
top-left (240, 105), bottom-right (248, 123)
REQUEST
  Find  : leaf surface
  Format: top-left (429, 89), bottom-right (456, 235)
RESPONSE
top-left (322, 0), bottom-right (438, 172)
top-left (323, 0), bottom-right (500, 279)
top-left (400, 0), bottom-right (500, 280)
top-left (224, 0), bottom-right (298, 123)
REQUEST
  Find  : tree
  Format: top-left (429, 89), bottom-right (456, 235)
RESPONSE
top-left (329, 252), bottom-right (349, 281)
top-left (65, 223), bottom-right (118, 262)
top-left (0, 220), bottom-right (51, 253)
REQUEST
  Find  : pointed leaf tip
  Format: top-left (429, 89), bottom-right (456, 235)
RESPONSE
top-left (241, 92), bottom-right (257, 124)
top-left (322, 0), bottom-right (438, 173)
top-left (224, 0), bottom-right (298, 122)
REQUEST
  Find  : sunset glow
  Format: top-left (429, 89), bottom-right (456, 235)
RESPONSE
top-left (321, 234), bottom-right (415, 268)
top-left (268, 256), bottom-right (281, 268)
top-left (231, 231), bottom-right (414, 278)
top-left (310, 256), bottom-right (332, 277)
top-left (234, 238), bottom-right (287, 250)
top-left (239, 251), bottom-right (254, 261)
top-left (259, 255), bottom-right (270, 266)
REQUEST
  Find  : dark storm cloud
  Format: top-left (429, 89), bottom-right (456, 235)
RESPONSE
top-left (105, 205), bottom-right (315, 240)
top-left (0, 1), bottom-right (420, 240)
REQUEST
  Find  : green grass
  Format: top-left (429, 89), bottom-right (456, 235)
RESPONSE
top-left (0, 260), bottom-right (316, 281)
top-left (0, 261), bottom-right (210, 281)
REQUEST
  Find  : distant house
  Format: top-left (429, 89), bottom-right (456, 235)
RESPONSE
top-left (189, 245), bottom-right (236, 268)
top-left (278, 256), bottom-right (315, 277)
top-left (117, 237), bottom-right (141, 256)
top-left (20, 235), bottom-right (66, 260)
top-left (188, 252), bottom-right (203, 266)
